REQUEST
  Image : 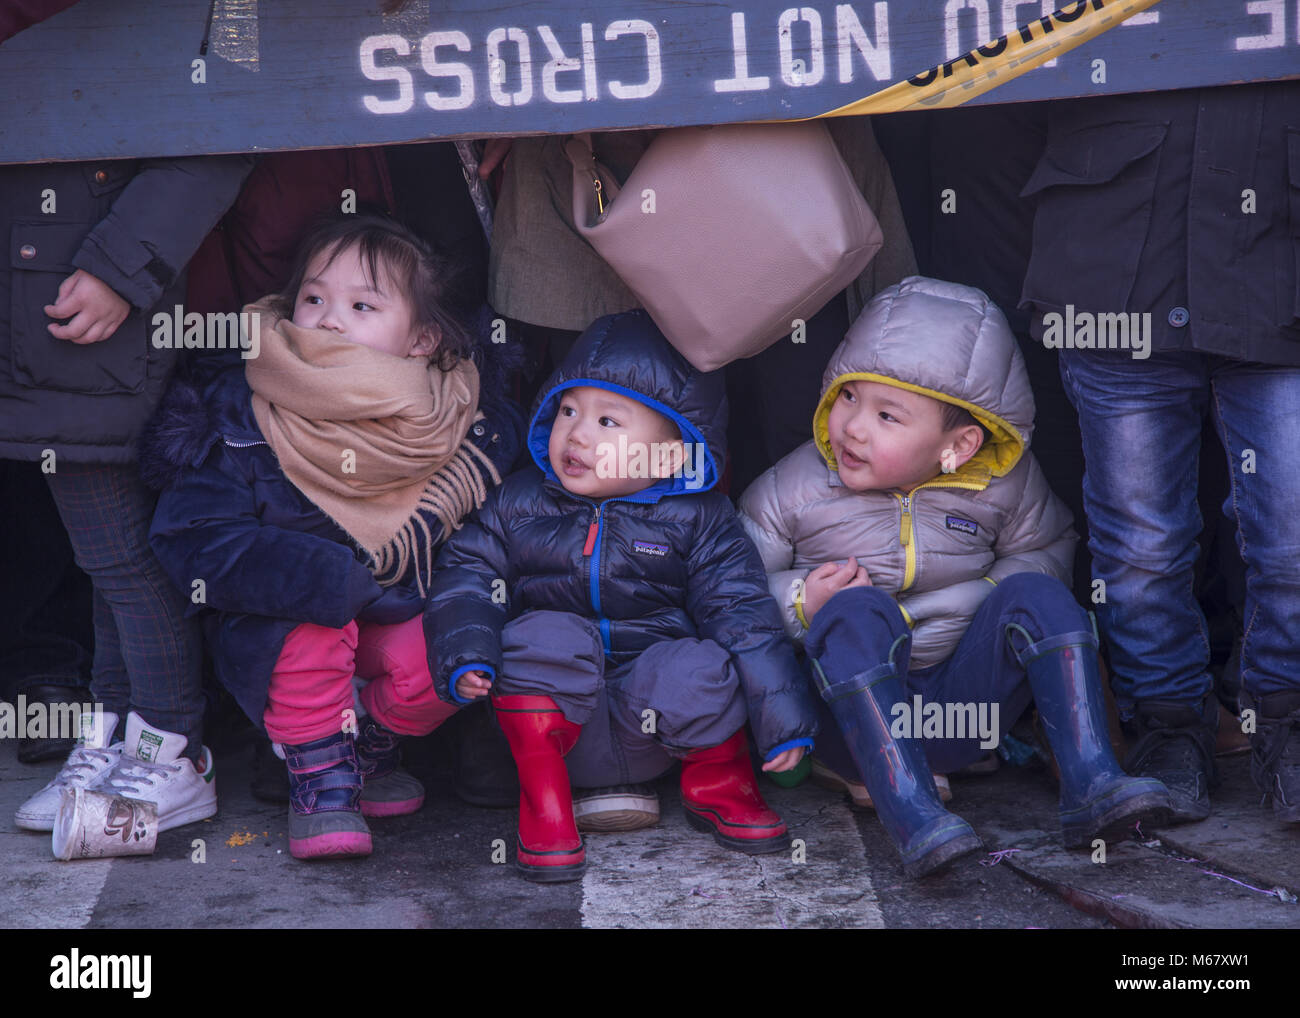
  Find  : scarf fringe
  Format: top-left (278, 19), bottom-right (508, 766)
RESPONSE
top-left (369, 436), bottom-right (503, 596)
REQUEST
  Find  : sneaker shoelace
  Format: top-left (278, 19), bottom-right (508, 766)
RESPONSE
top-left (100, 756), bottom-right (183, 796)
top-left (1255, 710), bottom-right (1300, 802)
top-left (1129, 719), bottom-right (1211, 774)
top-left (48, 745), bottom-right (118, 789)
top-left (1146, 734), bottom-right (1204, 775)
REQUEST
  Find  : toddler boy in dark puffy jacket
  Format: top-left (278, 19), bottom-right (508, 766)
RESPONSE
top-left (427, 310), bottom-right (815, 882)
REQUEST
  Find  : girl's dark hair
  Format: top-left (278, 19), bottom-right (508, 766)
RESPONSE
top-left (273, 212), bottom-right (473, 371)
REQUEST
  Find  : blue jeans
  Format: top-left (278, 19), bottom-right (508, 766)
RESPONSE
top-left (45, 462), bottom-right (204, 758)
top-left (807, 573), bottom-right (1095, 774)
top-left (1059, 349), bottom-right (1300, 708)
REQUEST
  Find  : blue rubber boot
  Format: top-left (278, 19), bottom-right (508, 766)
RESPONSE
top-left (1017, 629), bottom-right (1174, 847)
top-left (808, 589), bottom-right (982, 879)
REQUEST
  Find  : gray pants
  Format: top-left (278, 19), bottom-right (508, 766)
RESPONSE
top-left (495, 611), bottom-right (748, 786)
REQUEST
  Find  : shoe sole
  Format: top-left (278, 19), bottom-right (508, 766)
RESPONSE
top-left (516, 838), bottom-right (587, 882)
top-left (1168, 801), bottom-right (1211, 824)
top-left (1061, 785), bottom-right (1176, 847)
top-left (574, 792), bottom-right (660, 833)
top-left (809, 764), bottom-right (874, 809)
top-left (809, 761), bottom-right (952, 808)
top-left (18, 790), bottom-right (217, 834)
top-left (902, 831), bottom-right (984, 880)
top-left (576, 809), bottom-right (659, 833)
top-left (360, 794), bottom-right (424, 818)
top-left (157, 798), bottom-right (219, 834)
top-left (290, 831), bottom-right (374, 860)
top-left (683, 805), bottom-right (788, 855)
top-left (516, 858), bottom-right (587, 883)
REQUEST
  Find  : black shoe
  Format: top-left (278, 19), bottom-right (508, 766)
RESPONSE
top-left (1244, 690), bottom-right (1300, 824)
top-left (16, 682), bottom-right (86, 764)
top-left (1122, 697), bottom-right (1218, 824)
top-left (250, 736), bottom-right (290, 803)
top-left (454, 702), bottom-right (519, 808)
top-left (573, 784), bottom-right (660, 832)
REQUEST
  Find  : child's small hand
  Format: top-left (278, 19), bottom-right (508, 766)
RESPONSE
top-left (761, 746), bottom-right (806, 773)
top-left (45, 269), bottom-right (130, 345)
top-left (455, 669), bottom-right (493, 700)
top-left (802, 557), bottom-right (872, 623)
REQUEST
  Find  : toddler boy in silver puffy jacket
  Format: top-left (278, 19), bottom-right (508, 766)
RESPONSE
top-left (739, 276), bottom-right (1172, 878)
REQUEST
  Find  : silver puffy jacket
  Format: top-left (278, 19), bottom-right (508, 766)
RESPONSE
top-left (739, 276), bottom-right (1076, 669)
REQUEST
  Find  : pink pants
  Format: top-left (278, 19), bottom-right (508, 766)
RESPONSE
top-left (263, 615), bottom-right (457, 745)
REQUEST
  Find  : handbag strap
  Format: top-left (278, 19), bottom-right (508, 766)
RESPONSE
top-left (564, 132), bottom-right (618, 218)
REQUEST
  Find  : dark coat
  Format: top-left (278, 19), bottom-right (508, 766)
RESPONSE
top-left (426, 310), bottom-right (816, 759)
top-left (1019, 81), bottom-right (1300, 366)
top-left (143, 352), bottom-right (522, 728)
top-left (0, 156), bottom-right (255, 462)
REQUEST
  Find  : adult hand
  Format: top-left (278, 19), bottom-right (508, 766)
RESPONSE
top-left (802, 557), bottom-right (871, 624)
top-left (45, 269), bottom-right (130, 345)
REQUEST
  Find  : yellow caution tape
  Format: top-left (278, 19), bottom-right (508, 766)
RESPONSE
top-left (804, 0), bottom-right (1162, 118)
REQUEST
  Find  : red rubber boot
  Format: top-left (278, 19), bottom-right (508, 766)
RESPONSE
top-left (493, 694), bottom-right (586, 882)
top-left (680, 729), bottom-right (789, 854)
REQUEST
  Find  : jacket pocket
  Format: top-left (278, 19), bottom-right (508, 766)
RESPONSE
top-left (1020, 120), bottom-right (1168, 315)
top-left (9, 220), bottom-right (148, 395)
top-left (1282, 129), bottom-right (1300, 327)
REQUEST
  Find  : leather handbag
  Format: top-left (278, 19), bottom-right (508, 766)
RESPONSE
top-left (564, 122), bottom-right (883, 372)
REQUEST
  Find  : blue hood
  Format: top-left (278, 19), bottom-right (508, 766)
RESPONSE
top-left (527, 311), bottom-right (727, 501)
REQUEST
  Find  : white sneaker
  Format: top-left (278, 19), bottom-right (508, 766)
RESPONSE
top-left (96, 712), bottom-right (217, 832)
top-left (14, 711), bottom-right (122, 831)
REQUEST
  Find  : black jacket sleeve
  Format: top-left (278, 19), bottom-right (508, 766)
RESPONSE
top-left (72, 154), bottom-right (256, 310)
top-left (425, 485), bottom-right (514, 704)
top-left (686, 495), bottom-right (818, 758)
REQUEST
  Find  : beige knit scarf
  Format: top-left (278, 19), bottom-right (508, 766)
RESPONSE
top-left (243, 300), bottom-right (500, 594)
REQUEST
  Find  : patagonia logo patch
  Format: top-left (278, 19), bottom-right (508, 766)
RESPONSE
top-left (632, 540), bottom-right (669, 557)
top-left (945, 515), bottom-right (978, 536)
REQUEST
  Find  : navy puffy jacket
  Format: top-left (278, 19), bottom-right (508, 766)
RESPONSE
top-left (144, 362), bottom-right (522, 726)
top-left (426, 311), bottom-right (816, 759)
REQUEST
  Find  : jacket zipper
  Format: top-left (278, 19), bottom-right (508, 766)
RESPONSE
top-left (551, 483), bottom-right (654, 653)
top-left (894, 475), bottom-right (989, 592)
top-left (897, 493), bottom-right (916, 590)
top-left (894, 473), bottom-right (993, 592)
top-left (583, 502), bottom-right (611, 651)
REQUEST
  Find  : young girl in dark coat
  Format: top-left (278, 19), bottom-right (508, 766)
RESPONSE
top-left (145, 214), bottom-right (520, 859)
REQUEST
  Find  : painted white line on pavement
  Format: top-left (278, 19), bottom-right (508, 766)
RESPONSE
top-left (0, 832), bottom-right (112, 928)
top-left (580, 786), bottom-right (885, 929)
top-left (1, 743), bottom-right (112, 928)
